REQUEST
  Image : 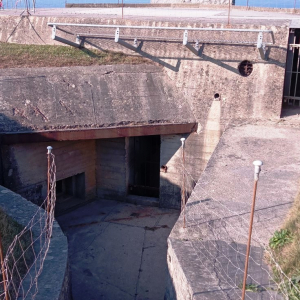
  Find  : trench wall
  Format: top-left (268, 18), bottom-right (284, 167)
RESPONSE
top-left (0, 185), bottom-right (70, 300)
top-left (0, 15), bottom-right (288, 125)
top-left (1, 140), bottom-right (97, 205)
top-left (96, 138), bottom-right (127, 200)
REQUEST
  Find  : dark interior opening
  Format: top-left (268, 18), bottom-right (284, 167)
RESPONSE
top-left (282, 28), bottom-right (300, 114)
top-left (56, 172), bottom-right (85, 202)
top-left (128, 135), bottom-right (160, 198)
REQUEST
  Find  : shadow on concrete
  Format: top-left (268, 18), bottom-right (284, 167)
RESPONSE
top-left (5, 16), bottom-right (46, 44)
top-left (53, 26), bottom-right (286, 73)
top-left (0, 113), bottom-right (50, 206)
top-left (57, 199), bottom-right (180, 300)
top-left (166, 238), bottom-right (280, 299)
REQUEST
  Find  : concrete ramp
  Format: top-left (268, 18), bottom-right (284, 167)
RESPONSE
top-left (167, 123), bottom-right (300, 300)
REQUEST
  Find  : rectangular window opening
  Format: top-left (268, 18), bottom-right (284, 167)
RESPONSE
top-left (56, 172), bottom-right (85, 203)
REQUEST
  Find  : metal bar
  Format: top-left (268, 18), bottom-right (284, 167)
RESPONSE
top-left (227, 0), bottom-right (231, 27)
top-left (257, 32), bottom-right (266, 60)
top-left (47, 22), bottom-right (273, 33)
top-left (294, 44), bottom-right (300, 97)
top-left (52, 35), bottom-right (81, 48)
top-left (77, 33), bottom-right (273, 45)
top-left (183, 30), bottom-right (199, 56)
top-left (241, 160), bottom-right (263, 300)
top-left (122, 0), bottom-right (123, 18)
top-left (284, 30), bottom-right (296, 97)
top-left (46, 146), bottom-right (52, 236)
top-left (115, 28), bottom-right (138, 52)
top-left (283, 95), bottom-right (300, 100)
top-left (180, 138), bottom-right (186, 228)
top-left (0, 123), bottom-right (198, 145)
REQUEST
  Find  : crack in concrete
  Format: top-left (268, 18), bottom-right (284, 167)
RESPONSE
top-left (134, 229), bottom-right (147, 300)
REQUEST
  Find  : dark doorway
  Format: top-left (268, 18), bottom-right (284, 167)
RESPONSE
top-left (55, 173), bottom-right (85, 215)
top-left (283, 28), bottom-right (300, 110)
top-left (128, 135), bottom-right (160, 198)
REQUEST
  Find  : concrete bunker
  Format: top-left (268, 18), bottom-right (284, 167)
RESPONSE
top-left (0, 65), bottom-right (198, 214)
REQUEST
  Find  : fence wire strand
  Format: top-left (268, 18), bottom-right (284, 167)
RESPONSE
top-left (0, 153), bottom-right (56, 300)
top-left (179, 159), bottom-right (300, 299)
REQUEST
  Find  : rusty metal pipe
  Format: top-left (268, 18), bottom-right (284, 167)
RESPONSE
top-left (180, 138), bottom-right (186, 228)
top-left (46, 146), bottom-right (53, 235)
top-left (241, 160), bottom-right (263, 300)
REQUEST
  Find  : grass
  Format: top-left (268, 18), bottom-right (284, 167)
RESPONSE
top-left (268, 188), bottom-right (300, 299)
top-left (0, 42), bottom-right (150, 68)
top-left (0, 208), bottom-right (33, 297)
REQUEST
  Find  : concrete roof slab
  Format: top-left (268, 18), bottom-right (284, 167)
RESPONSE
top-left (0, 64), bottom-right (196, 135)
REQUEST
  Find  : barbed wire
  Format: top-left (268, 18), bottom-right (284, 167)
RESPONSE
top-left (0, 153), bottom-right (56, 300)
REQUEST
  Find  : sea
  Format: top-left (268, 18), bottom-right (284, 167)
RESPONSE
top-left (5, 0), bottom-right (300, 10)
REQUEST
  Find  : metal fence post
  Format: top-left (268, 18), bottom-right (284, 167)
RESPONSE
top-left (180, 138), bottom-right (186, 228)
top-left (241, 160), bottom-right (263, 300)
top-left (46, 146), bottom-right (53, 234)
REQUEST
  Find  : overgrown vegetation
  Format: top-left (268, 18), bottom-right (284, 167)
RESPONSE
top-left (0, 42), bottom-right (150, 68)
top-left (268, 190), bottom-right (300, 299)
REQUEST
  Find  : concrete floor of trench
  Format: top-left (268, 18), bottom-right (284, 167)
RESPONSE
top-left (56, 199), bottom-right (180, 300)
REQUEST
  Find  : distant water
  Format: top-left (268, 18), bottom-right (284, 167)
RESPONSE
top-left (235, 0), bottom-right (300, 8)
top-left (6, 0), bottom-right (299, 9)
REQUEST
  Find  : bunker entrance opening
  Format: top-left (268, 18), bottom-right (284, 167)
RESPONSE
top-left (283, 28), bottom-right (300, 111)
top-left (128, 135), bottom-right (160, 198)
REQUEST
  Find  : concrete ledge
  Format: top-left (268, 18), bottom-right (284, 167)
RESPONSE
top-left (166, 123), bottom-right (300, 299)
top-left (0, 186), bottom-right (70, 300)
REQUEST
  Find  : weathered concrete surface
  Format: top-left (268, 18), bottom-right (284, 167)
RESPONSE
top-left (0, 186), bottom-right (70, 300)
top-left (0, 65), bottom-right (195, 133)
top-left (0, 11), bottom-right (291, 195)
top-left (56, 199), bottom-right (179, 300)
top-left (0, 12), bottom-right (290, 126)
top-left (1, 140), bottom-right (97, 206)
top-left (166, 123), bottom-right (300, 299)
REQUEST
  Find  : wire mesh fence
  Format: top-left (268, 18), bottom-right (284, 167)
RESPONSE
top-left (0, 150), bottom-right (56, 300)
top-left (179, 139), bottom-right (300, 300)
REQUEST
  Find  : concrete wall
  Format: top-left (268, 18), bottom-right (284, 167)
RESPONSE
top-left (95, 134), bottom-right (207, 209)
top-left (1, 140), bottom-right (96, 205)
top-left (0, 15), bottom-right (288, 180)
top-left (160, 99), bottom-right (221, 209)
top-left (165, 124), bottom-right (300, 299)
top-left (0, 185), bottom-right (70, 300)
top-left (0, 16), bottom-right (288, 124)
top-left (96, 138), bottom-right (127, 200)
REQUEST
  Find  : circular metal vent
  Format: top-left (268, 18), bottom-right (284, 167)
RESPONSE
top-left (238, 60), bottom-right (253, 77)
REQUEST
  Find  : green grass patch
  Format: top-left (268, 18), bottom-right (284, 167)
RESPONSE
top-left (268, 189), bottom-right (300, 299)
top-left (0, 42), bottom-right (150, 68)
